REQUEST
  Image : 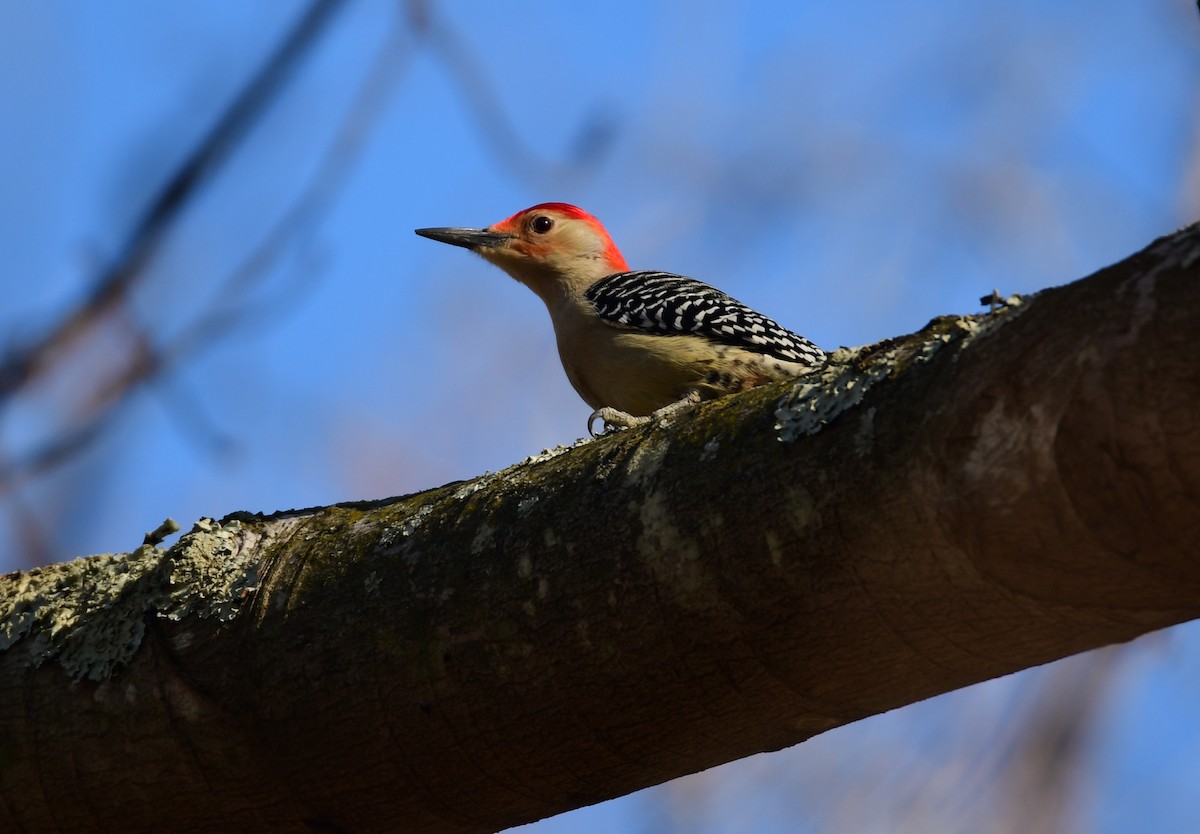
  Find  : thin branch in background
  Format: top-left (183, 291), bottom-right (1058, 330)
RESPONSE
top-left (0, 311), bottom-right (157, 495)
top-left (149, 375), bottom-right (238, 460)
top-left (0, 0), bottom-right (348, 403)
top-left (0, 0), bottom-right (607, 506)
top-left (140, 10), bottom-right (417, 458)
top-left (187, 2), bottom-right (417, 333)
top-left (0, 4), bottom-right (416, 494)
top-left (875, 654), bottom-right (1116, 834)
top-left (980, 651), bottom-right (1119, 834)
top-left (0, 420), bottom-right (110, 495)
top-left (2, 494), bottom-right (55, 569)
top-left (645, 647), bottom-right (1120, 833)
top-left (409, 0), bottom-right (615, 189)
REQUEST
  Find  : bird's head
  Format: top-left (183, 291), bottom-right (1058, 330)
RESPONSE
top-left (416, 203), bottom-right (629, 303)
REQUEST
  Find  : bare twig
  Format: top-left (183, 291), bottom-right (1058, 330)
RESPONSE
top-left (0, 0), bottom-right (347, 403)
top-left (0, 1), bottom-right (423, 495)
top-left (411, 0), bottom-right (614, 188)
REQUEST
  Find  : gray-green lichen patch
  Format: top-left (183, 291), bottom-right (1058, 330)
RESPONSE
top-left (774, 298), bottom-right (1029, 443)
top-left (774, 346), bottom-right (888, 443)
top-left (519, 438), bottom-right (591, 466)
top-left (0, 517), bottom-right (261, 681)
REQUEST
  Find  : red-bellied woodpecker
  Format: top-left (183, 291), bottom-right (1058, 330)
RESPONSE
top-left (415, 203), bottom-right (826, 435)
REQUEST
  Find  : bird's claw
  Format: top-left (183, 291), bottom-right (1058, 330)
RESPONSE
top-left (588, 407), bottom-right (647, 437)
top-left (587, 391), bottom-right (703, 438)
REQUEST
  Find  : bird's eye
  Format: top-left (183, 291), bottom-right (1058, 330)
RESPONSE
top-left (531, 216), bottom-right (554, 234)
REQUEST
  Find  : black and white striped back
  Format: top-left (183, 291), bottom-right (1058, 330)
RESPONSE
top-left (585, 271), bottom-right (825, 366)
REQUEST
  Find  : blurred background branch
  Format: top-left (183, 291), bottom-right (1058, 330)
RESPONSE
top-left (0, 0), bottom-right (611, 560)
top-left (0, 0), bottom-right (343, 406)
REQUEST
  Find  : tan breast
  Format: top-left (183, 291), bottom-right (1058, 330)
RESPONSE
top-left (554, 315), bottom-right (801, 416)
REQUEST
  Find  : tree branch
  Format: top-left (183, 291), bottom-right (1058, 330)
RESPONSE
top-left (1, 224), bottom-right (1198, 833)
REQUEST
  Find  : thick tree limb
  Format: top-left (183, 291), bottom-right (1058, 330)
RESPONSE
top-left (1, 225), bottom-right (1198, 833)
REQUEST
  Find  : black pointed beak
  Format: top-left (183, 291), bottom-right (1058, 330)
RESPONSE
top-left (414, 227), bottom-right (512, 250)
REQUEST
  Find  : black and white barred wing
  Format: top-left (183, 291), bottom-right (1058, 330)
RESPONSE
top-left (584, 271), bottom-right (825, 365)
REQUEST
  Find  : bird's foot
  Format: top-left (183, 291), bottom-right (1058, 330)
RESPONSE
top-left (587, 391), bottom-right (703, 437)
top-left (588, 407), bottom-right (648, 437)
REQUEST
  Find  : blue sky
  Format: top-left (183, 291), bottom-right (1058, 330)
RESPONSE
top-left (1, 1), bottom-right (1198, 830)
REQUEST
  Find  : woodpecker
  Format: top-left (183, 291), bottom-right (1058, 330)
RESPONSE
top-left (415, 203), bottom-right (825, 435)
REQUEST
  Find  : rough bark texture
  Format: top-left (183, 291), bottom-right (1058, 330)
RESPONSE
top-left (1, 225), bottom-right (1198, 833)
